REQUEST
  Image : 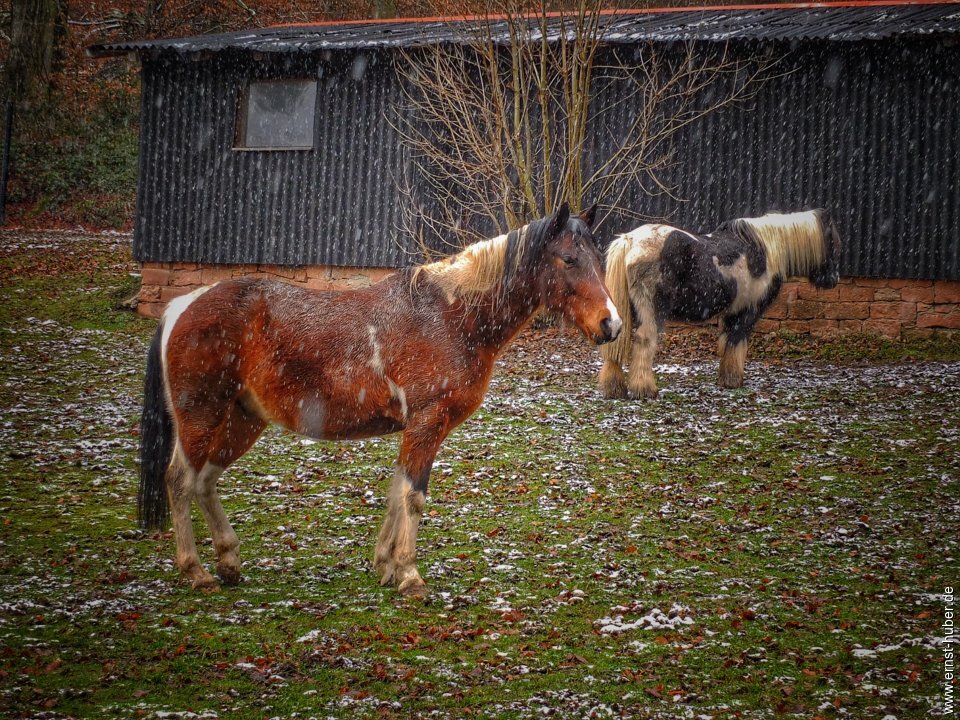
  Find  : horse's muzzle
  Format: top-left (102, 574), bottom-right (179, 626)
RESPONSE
top-left (814, 270), bottom-right (840, 290)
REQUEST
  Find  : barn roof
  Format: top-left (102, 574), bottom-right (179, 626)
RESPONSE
top-left (88, 1), bottom-right (960, 58)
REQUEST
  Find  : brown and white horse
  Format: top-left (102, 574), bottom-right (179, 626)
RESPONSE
top-left (139, 204), bottom-right (621, 597)
top-left (599, 209), bottom-right (840, 399)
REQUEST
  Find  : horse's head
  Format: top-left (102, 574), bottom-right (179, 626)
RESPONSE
top-left (538, 203), bottom-right (622, 345)
top-left (808, 208), bottom-right (841, 289)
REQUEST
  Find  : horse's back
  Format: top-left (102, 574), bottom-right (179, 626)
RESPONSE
top-left (168, 275), bottom-right (407, 334)
top-left (616, 224), bottom-right (676, 268)
top-left (645, 229), bottom-right (738, 323)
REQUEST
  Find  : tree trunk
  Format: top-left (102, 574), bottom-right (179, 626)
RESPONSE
top-left (4, 0), bottom-right (67, 102)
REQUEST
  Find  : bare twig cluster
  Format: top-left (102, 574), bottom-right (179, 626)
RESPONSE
top-left (394, 0), bottom-right (780, 254)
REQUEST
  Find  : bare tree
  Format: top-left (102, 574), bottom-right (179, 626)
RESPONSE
top-left (395, 0), bottom-right (779, 253)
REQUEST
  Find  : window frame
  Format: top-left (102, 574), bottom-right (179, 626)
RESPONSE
top-left (233, 78), bottom-right (318, 152)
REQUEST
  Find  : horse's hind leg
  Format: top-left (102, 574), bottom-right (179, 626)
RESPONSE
top-left (194, 403), bottom-right (266, 585)
top-left (193, 463), bottom-right (238, 585)
top-left (165, 445), bottom-right (218, 590)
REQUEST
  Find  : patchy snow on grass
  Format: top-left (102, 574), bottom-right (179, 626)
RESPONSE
top-left (596, 603), bottom-right (695, 634)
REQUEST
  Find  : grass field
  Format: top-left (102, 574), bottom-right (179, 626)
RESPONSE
top-left (0, 231), bottom-right (957, 719)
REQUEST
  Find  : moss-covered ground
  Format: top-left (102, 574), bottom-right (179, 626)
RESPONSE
top-left (0, 231), bottom-right (957, 719)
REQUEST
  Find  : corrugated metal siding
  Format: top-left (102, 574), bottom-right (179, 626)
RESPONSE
top-left (135, 50), bottom-right (410, 267)
top-left (591, 39), bottom-right (960, 280)
top-left (134, 38), bottom-right (960, 279)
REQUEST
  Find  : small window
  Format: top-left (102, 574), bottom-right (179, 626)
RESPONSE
top-left (236, 80), bottom-right (317, 150)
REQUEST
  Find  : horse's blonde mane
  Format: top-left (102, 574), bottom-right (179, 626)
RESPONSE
top-left (411, 227), bottom-right (528, 305)
top-left (600, 235), bottom-right (634, 367)
top-left (738, 210), bottom-right (825, 279)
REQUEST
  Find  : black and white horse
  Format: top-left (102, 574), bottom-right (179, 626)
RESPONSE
top-left (599, 209), bottom-right (841, 398)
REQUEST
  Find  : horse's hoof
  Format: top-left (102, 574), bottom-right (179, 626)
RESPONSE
top-left (378, 562), bottom-right (396, 587)
top-left (628, 386), bottom-right (659, 400)
top-left (398, 577), bottom-right (428, 598)
top-left (598, 365), bottom-right (628, 399)
top-left (190, 574), bottom-right (220, 592)
top-left (718, 375), bottom-right (745, 389)
top-left (600, 382), bottom-right (628, 399)
top-left (181, 561), bottom-right (219, 591)
top-left (216, 564), bottom-right (242, 586)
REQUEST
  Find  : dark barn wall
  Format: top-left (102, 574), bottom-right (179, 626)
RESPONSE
top-left (134, 36), bottom-right (960, 280)
top-left (590, 38), bottom-right (960, 281)
top-left (135, 50), bottom-right (413, 268)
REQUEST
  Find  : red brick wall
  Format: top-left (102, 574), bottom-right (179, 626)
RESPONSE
top-left (137, 263), bottom-right (960, 337)
top-left (754, 277), bottom-right (960, 337)
top-left (136, 262), bottom-right (394, 319)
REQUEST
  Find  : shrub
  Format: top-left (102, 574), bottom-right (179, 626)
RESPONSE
top-left (7, 79), bottom-right (139, 229)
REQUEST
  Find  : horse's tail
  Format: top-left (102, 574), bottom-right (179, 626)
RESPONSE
top-left (601, 236), bottom-right (634, 367)
top-left (138, 323), bottom-right (173, 530)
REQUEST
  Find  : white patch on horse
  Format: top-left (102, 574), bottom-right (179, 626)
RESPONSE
top-left (367, 325), bottom-right (385, 375)
top-left (606, 297), bottom-right (623, 338)
top-left (160, 285), bottom-right (213, 378)
top-left (387, 379), bottom-right (408, 421)
top-left (297, 392), bottom-right (326, 439)
top-left (714, 255), bottom-right (773, 314)
top-left (365, 325), bottom-right (406, 419)
top-left (160, 285), bottom-right (214, 431)
top-left (358, 387), bottom-right (367, 404)
top-left (620, 225), bottom-right (670, 267)
top-left (589, 263), bottom-right (622, 338)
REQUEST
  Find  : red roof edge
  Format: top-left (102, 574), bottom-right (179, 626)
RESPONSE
top-left (269, 0), bottom-right (960, 30)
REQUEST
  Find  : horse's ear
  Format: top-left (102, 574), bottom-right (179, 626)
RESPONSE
top-left (579, 202), bottom-right (599, 228)
top-left (547, 202), bottom-right (571, 238)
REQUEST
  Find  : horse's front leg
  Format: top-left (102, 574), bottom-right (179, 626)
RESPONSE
top-left (374, 419), bottom-right (448, 598)
top-left (718, 309), bottom-right (758, 388)
top-left (598, 359), bottom-right (628, 399)
top-left (374, 466), bottom-right (428, 597)
top-left (627, 317), bottom-right (660, 399)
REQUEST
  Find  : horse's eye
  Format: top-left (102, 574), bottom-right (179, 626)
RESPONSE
top-left (562, 255), bottom-right (577, 267)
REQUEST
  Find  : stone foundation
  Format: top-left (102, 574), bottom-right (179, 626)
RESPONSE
top-left (137, 262), bottom-right (960, 338)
